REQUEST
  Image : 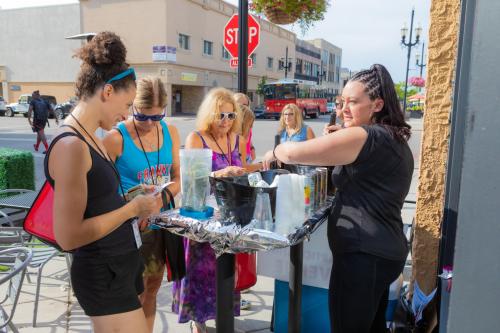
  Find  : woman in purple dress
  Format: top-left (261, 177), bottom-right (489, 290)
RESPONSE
top-left (172, 87), bottom-right (261, 333)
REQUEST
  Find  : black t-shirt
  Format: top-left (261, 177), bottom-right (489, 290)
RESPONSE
top-left (328, 124), bottom-right (414, 261)
top-left (30, 98), bottom-right (50, 123)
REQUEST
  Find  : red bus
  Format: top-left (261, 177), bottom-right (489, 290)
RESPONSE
top-left (262, 79), bottom-right (330, 119)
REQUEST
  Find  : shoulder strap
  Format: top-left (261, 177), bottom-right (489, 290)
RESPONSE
top-left (195, 131), bottom-right (209, 148)
top-left (44, 129), bottom-right (85, 184)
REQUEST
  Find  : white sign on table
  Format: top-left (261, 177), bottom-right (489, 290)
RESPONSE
top-left (257, 222), bottom-right (332, 289)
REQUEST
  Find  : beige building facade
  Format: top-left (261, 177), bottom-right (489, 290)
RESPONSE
top-left (80, 0), bottom-right (297, 115)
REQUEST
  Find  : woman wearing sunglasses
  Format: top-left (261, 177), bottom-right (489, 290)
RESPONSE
top-left (278, 103), bottom-right (315, 143)
top-left (103, 77), bottom-right (182, 333)
top-left (172, 88), bottom-right (260, 333)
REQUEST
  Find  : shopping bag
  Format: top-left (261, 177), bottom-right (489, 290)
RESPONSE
top-left (235, 252), bottom-right (257, 291)
top-left (23, 181), bottom-right (64, 251)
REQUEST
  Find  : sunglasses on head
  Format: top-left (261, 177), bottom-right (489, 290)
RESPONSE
top-left (217, 112), bottom-right (236, 120)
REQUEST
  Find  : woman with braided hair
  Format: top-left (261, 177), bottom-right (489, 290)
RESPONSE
top-left (263, 64), bottom-right (413, 332)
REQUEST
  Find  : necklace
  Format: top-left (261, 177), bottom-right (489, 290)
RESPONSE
top-left (210, 132), bottom-right (232, 166)
top-left (69, 113), bottom-right (126, 199)
top-left (132, 120), bottom-right (161, 185)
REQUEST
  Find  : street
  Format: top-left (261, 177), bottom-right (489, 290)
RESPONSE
top-left (0, 114), bottom-right (422, 197)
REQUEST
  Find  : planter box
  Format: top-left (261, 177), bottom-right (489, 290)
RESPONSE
top-left (0, 148), bottom-right (35, 193)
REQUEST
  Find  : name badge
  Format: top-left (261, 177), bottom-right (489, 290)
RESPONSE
top-left (132, 219), bottom-right (142, 249)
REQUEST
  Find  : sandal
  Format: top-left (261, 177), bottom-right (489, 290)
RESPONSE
top-left (190, 321), bottom-right (207, 333)
top-left (240, 298), bottom-right (252, 310)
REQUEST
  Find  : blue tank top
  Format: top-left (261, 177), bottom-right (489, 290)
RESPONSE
top-left (115, 121), bottom-right (173, 192)
top-left (280, 125), bottom-right (309, 143)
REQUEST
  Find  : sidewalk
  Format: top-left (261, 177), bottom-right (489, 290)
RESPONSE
top-left (3, 256), bottom-right (274, 332)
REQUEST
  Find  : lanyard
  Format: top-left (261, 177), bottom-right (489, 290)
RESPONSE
top-left (210, 133), bottom-right (232, 166)
top-left (69, 114), bottom-right (126, 200)
top-left (132, 120), bottom-right (161, 185)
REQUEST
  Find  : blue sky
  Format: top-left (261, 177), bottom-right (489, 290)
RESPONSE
top-left (1, 0), bottom-right (431, 82)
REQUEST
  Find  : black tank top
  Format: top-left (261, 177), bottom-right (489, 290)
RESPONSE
top-left (44, 128), bottom-right (137, 258)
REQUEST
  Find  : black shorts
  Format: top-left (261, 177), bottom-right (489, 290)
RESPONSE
top-left (71, 250), bottom-right (144, 317)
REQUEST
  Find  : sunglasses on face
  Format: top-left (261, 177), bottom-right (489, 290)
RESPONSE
top-left (217, 112), bottom-right (237, 121)
top-left (335, 101), bottom-right (343, 108)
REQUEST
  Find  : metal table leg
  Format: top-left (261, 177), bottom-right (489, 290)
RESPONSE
top-left (289, 242), bottom-right (304, 333)
top-left (216, 253), bottom-right (235, 333)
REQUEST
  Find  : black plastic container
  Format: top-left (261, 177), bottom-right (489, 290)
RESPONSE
top-left (209, 169), bottom-right (289, 226)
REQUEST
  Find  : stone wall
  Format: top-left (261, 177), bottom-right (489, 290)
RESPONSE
top-left (412, 0), bottom-right (461, 294)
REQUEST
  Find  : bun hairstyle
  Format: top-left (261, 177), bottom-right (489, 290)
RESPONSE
top-left (74, 31), bottom-right (135, 99)
top-left (350, 64), bottom-right (411, 142)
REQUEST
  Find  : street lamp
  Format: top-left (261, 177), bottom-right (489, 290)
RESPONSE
top-left (401, 8), bottom-right (421, 114)
top-left (415, 41), bottom-right (427, 77)
top-left (279, 46), bottom-right (293, 79)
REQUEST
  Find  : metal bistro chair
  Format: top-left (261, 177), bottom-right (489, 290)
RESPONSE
top-left (0, 227), bottom-right (63, 327)
top-left (0, 247), bottom-right (33, 333)
top-left (0, 189), bottom-right (37, 227)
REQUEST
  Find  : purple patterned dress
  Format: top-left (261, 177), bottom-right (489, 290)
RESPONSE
top-left (172, 132), bottom-right (242, 323)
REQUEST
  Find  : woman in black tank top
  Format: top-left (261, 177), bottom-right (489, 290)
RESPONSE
top-left (46, 32), bottom-right (162, 333)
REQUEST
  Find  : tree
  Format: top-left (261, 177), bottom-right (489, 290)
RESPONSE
top-left (395, 81), bottom-right (419, 102)
top-left (256, 76), bottom-right (268, 97)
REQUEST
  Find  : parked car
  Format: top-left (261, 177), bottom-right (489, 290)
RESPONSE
top-left (5, 94), bottom-right (31, 117)
top-left (41, 95), bottom-right (59, 119)
top-left (3, 94), bottom-right (59, 118)
top-left (54, 97), bottom-right (77, 119)
top-left (253, 105), bottom-right (265, 119)
top-left (0, 97), bottom-right (6, 116)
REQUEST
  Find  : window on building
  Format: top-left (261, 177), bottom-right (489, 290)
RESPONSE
top-left (203, 40), bottom-right (213, 56)
top-left (222, 45), bottom-right (230, 60)
top-left (179, 34), bottom-right (190, 50)
top-left (250, 53), bottom-right (257, 66)
top-left (267, 57), bottom-right (274, 70)
top-left (296, 59), bottom-right (303, 74)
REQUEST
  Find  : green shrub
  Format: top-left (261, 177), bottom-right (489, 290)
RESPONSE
top-left (0, 148), bottom-right (35, 193)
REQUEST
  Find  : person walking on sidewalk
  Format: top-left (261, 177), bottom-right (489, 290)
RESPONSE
top-left (104, 76), bottom-right (184, 332)
top-left (45, 32), bottom-right (162, 333)
top-left (263, 64), bottom-right (413, 333)
top-left (28, 90), bottom-right (54, 154)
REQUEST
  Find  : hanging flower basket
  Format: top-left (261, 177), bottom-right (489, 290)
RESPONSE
top-left (263, 5), bottom-right (300, 25)
top-left (251, 0), bottom-right (330, 33)
top-left (409, 76), bottom-right (426, 87)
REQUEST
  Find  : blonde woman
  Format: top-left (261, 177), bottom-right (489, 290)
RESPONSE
top-left (240, 104), bottom-right (256, 163)
top-left (103, 77), bottom-right (182, 333)
top-left (278, 103), bottom-right (315, 143)
top-left (172, 88), bottom-right (260, 333)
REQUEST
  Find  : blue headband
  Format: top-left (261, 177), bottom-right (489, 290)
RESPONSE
top-left (106, 68), bottom-right (136, 84)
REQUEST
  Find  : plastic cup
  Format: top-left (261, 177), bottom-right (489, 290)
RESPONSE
top-left (253, 191), bottom-right (274, 231)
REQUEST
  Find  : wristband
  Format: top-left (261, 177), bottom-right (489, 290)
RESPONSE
top-left (273, 146), bottom-right (278, 160)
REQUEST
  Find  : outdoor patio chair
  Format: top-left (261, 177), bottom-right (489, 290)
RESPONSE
top-left (0, 227), bottom-right (66, 327)
top-left (0, 247), bottom-right (33, 333)
top-left (0, 189), bottom-right (36, 227)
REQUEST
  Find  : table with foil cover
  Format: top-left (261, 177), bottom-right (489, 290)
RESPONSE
top-left (150, 196), bottom-right (333, 256)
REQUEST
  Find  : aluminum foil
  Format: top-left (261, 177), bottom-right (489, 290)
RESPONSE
top-left (150, 196), bottom-right (334, 257)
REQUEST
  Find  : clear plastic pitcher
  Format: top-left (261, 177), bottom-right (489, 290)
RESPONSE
top-left (180, 149), bottom-right (212, 211)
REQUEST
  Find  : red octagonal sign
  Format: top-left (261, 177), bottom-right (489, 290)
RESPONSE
top-left (224, 14), bottom-right (260, 60)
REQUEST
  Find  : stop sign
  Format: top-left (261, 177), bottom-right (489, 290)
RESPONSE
top-left (224, 14), bottom-right (260, 59)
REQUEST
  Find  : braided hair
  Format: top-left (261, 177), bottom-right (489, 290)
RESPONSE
top-left (350, 64), bottom-right (411, 142)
